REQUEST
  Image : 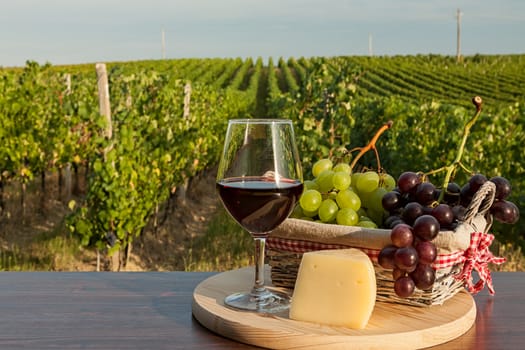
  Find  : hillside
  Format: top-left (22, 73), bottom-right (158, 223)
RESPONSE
top-left (0, 54), bottom-right (524, 271)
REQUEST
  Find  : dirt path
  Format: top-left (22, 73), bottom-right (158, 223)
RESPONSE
top-left (131, 169), bottom-right (220, 271)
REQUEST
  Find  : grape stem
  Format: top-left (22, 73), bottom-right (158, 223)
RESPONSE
top-left (426, 96), bottom-right (483, 202)
top-left (348, 120), bottom-right (393, 171)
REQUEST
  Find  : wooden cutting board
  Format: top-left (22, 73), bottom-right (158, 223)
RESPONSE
top-left (192, 266), bottom-right (476, 349)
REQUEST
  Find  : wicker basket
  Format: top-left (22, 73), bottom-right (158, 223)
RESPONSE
top-left (268, 181), bottom-right (499, 307)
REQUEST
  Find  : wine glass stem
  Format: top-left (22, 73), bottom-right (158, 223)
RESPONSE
top-left (252, 236), bottom-right (267, 295)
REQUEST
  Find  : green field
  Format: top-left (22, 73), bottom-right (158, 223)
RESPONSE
top-left (0, 54), bottom-right (524, 270)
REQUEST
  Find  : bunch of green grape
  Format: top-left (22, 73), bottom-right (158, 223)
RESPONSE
top-left (291, 158), bottom-right (396, 227)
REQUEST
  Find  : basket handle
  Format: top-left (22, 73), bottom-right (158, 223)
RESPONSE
top-left (463, 180), bottom-right (496, 225)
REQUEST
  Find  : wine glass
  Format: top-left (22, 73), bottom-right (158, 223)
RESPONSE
top-left (216, 119), bottom-right (303, 313)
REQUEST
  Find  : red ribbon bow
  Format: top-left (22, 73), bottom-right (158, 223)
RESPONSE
top-left (455, 232), bottom-right (506, 295)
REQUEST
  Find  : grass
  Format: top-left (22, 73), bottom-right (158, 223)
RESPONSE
top-left (491, 240), bottom-right (525, 272)
top-left (0, 206), bottom-right (254, 272)
top-left (182, 207), bottom-right (253, 272)
top-left (0, 232), bottom-right (89, 271)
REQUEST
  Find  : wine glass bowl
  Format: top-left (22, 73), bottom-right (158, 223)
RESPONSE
top-left (216, 119), bottom-right (303, 313)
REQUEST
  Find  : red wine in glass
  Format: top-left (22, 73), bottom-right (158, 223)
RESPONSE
top-left (217, 176), bottom-right (303, 237)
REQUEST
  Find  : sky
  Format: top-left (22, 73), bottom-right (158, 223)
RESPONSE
top-left (1, 0), bottom-right (524, 67)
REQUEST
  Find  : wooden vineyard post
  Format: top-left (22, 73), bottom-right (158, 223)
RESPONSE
top-left (21, 182), bottom-right (26, 222)
top-left (183, 82), bottom-right (191, 119)
top-left (63, 73), bottom-right (73, 204)
top-left (96, 64), bottom-right (112, 140)
top-left (175, 83), bottom-right (192, 208)
top-left (54, 74), bottom-right (72, 206)
top-left (63, 164), bottom-right (72, 203)
top-left (95, 63), bottom-right (119, 272)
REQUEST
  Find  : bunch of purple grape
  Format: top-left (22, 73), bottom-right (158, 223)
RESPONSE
top-left (383, 171), bottom-right (519, 229)
top-left (378, 171), bottom-right (519, 298)
top-left (378, 219), bottom-right (439, 298)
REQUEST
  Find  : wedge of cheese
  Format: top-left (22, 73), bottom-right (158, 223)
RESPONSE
top-left (289, 248), bottom-right (376, 329)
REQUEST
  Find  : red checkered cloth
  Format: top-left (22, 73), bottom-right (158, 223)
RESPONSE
top-left (267, 237), bottom-right (465, 270)
top-left (454, 232), bottom-right (506, 295)
top-left (267, 237), bottom-right (381, 261)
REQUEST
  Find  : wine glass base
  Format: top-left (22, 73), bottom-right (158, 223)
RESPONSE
top-left (224, 289), bottom-right (291, 313)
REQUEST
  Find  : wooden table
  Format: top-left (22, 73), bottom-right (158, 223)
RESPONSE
top-left (0, 271), bottom-right (522, 349)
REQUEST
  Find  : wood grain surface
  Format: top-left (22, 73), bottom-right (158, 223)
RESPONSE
top-left (0, 271), bottom-right (522, 349)
top-left (192, 266), bottom-right (476, 349)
